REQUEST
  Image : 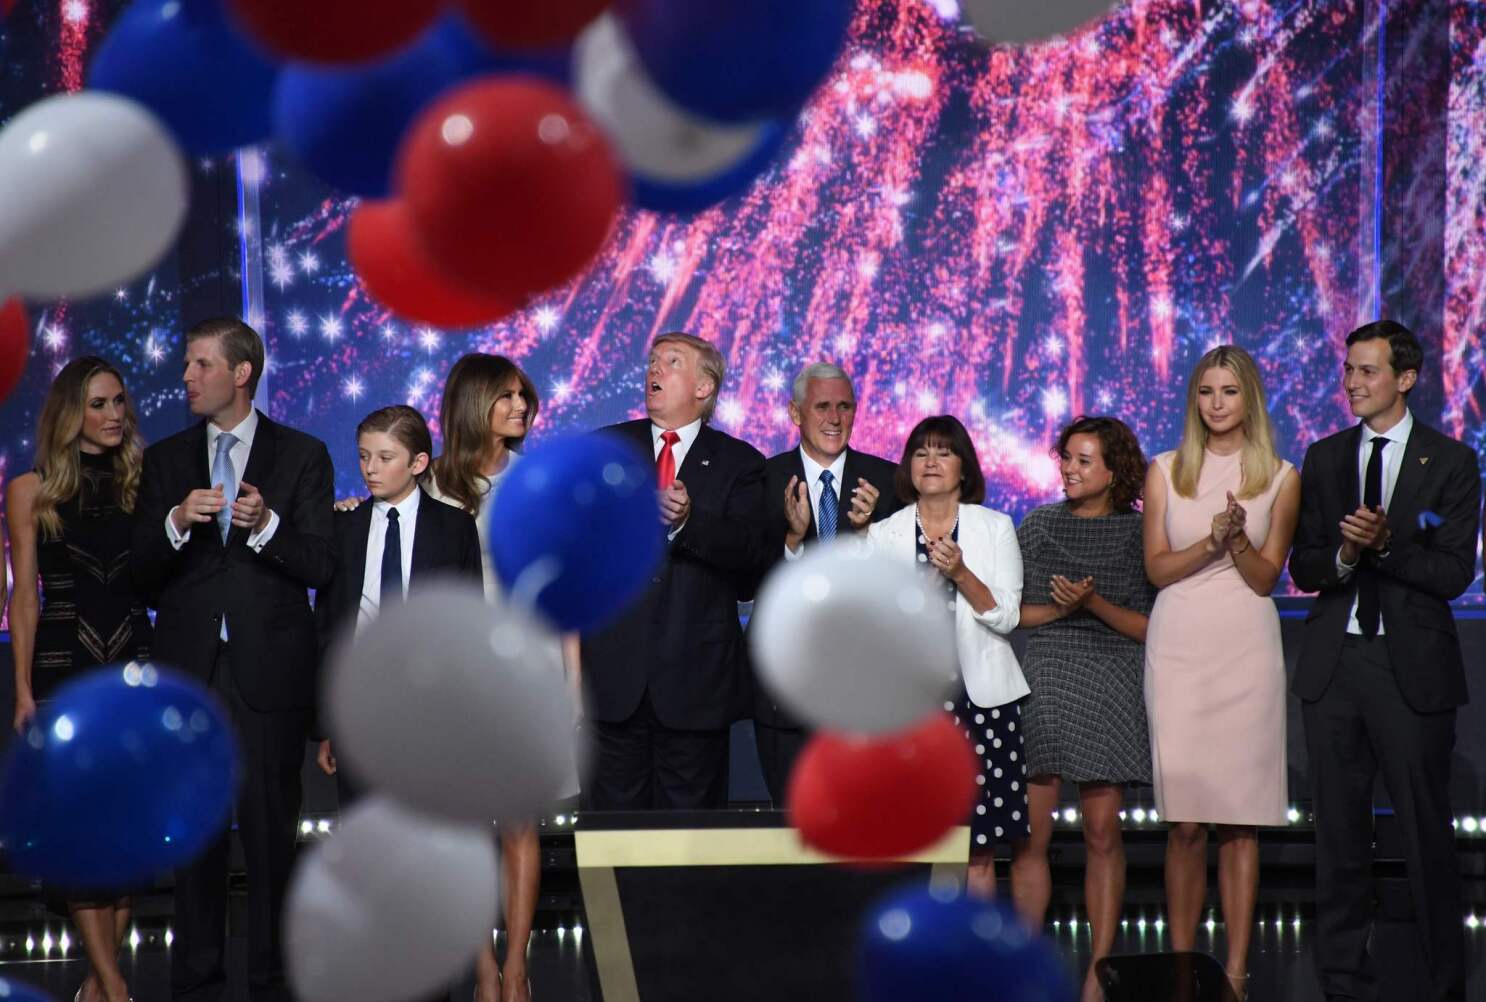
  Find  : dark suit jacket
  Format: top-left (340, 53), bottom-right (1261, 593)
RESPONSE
top-left (581, 419), bottom-right (766, 730)
top-left (132, 412), bottom-right (336, 712)
top-left (753, 445), bottom-right (902, 727)
top-left (313, 486), bottom-right (484, 663)
top-left (1289, 418), bottom-right (1481, 712)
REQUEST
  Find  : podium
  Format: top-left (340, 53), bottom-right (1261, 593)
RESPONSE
top-left (573, 810), bottom-right (969, 1002)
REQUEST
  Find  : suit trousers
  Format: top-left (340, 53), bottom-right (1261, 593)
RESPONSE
top-left (1302, 635), bottom-right (1463, 1002)
top-left (752, 721), bottom-right (810, 807)
top-left (172, 644), bottom-right (310, 1002)
top-left (584, 690), bottom-right (730, 810)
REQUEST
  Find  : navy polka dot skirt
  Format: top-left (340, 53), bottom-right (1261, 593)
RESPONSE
top-left (949, 692), bottom-right (1030, 849)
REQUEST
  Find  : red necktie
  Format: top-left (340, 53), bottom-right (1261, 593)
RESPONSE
top-left (656, 430), bottom-right (680, 490)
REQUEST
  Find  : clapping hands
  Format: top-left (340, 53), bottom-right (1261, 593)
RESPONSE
top-left (1210, 490), bottom-right (1247, 552)
top-left (1050, 574), bottom-right (1095, 618)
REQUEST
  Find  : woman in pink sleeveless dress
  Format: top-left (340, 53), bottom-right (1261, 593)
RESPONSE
top-left (1142, 345), bottom-right (1300, 1000)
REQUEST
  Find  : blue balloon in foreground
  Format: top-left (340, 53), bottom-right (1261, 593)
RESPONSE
top-left (89, 0), bottom-right (278, 156)
top-left (274, 14), bottom-right (571, 197)
top-left (632, 120), bottom-right (790, 215)
top-left (0, 975), bottom-right (56, 1001)
top-left (489, 433), bottom-right (663, 632)
top-left (0, 664), bottom-right (238, 887)
top-left (620, 0), bottom-right (853, 123)
top-left (858, 886), bottom-right (1075, 1002)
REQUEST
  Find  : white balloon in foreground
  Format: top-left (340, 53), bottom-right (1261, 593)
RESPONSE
top-left (574, 12), bottom-right (770, 183)
top-left (0, 91), bottom-right (188, 299)
top-left (961, 0), bottom-right (1120, 45)
top-left (749, 542), bottom-right (958, 735)
top-left (284, 796), bottom-right (498, 1002)
top-left (327, 582), bottom-right (579, 824)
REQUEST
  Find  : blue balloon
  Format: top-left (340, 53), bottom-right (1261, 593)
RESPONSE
top-left (619, 0), bottom-right (853, 123)
top-left (0, 976), bottom-right (57, 1002)
top-left (858, 885), bottom-right (1075, 1002)
top-left (0, 664), bottom-right (238, 887)
top-left (632, 120), bottom-right (789, 214)
top-left (88, 0), bottom-right (278, 157)
top-left (273, 14), bottom-right (571, 197)
top-left (489, 433), bottom-right (664, 632)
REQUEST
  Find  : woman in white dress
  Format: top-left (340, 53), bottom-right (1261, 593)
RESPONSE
top-left (426, 353), bottom-right (580, 1002)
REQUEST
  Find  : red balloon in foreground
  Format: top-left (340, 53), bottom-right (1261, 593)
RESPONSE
top-left (788, 714), bottom-right (978, 860)
top-left (226, 0), bottom-right (441, 64)
top-left (397, 77), bottom-right (625, 303)
top-left (456, 0), bottom-right (611, 47)
top-left (0, 297), bottom-right (32, 404)
top-left (349, 200), bottom-right (517, 329)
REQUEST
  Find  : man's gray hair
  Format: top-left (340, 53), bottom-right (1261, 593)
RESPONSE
top-left (791, 362), bottom-right (854, 408)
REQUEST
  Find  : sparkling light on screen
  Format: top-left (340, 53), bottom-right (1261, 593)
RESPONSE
top-left (0, 0), bottom-right (1482, 613)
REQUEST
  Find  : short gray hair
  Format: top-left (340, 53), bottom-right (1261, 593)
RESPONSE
top-left (791, 362), bottom-right (854, 408)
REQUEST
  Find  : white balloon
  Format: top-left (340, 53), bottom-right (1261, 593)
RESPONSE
top-left (960, 0), bottom-right (1120, 45)
top-left (574, 12), bottom-right (773, 183)
top-left (327, 583), bottom-right (580, 824)
top-left (749, 541), bottom-right (958, 735)
top-left (0, 91), bottom-right (188, 299)
top-left (285, 796), bottom-right (498, 1002)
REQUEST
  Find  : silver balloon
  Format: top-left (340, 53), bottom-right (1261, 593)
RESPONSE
top-left (749, 541), bottom-right (958, 735)
top-left (284, 796), bottom-right (499, 1002)
top-left (0, 92), bottom-right (188, 299)
top-left (961, 0), bottom-right (1120, 45)
top-left (326, 582), bottom-right (580, 824)
top-left (574, 12), bottom-right (774, 184)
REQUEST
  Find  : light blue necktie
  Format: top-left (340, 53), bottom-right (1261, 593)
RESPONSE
top-left (817, 469), bottom-right (838, 542)
top-left (212, 432), bottom-right (239, 543)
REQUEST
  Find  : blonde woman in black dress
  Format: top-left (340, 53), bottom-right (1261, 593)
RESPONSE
top-left (1009, 416), bottom-right (1154, 1002)
top-left (6, 356), bottom-right (152, 1002)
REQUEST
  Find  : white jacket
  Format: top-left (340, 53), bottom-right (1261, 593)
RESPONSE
top-left (867, 503), bottom-right (1028, 709)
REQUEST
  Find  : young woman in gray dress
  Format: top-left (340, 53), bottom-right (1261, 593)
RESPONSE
top-left (1008, 415), bottom-right (1154, 1002)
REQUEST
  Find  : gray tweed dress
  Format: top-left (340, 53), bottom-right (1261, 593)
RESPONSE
top-left (1016, 503), bottom-right (1155, 785)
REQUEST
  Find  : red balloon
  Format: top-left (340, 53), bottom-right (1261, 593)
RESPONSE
top-left (787, 714), bottom-right (979, 861)
top-left (348, 200), bottom-right (517, 329)
top-left (225, 0), bottom-right (441, 64)
top-left (397, 77), bottom-right (625, 303)
top-left (456, 0), bottom-right (611, 47)
top-left (0, 297), bottom-right (31, 405)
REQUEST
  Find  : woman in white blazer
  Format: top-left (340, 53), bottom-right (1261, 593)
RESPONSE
top-left (868, 415), bottom-right (1027, 898)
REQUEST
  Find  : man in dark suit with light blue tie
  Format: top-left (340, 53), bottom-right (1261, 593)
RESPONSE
top-left (753, 363), bottom-right (901, 803)
top-left (132, 317), bottom-right (336, 1002)
top-left (1290, 320), bottom-right (1481, 1002)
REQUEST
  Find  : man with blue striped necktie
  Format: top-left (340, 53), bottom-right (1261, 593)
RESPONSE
top-left (752, 362), bottom-right (904, 805)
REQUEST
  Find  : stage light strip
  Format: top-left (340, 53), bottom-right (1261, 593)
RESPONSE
top-left (235, 147), bottom-right (269, 401)
top-left (573, 825), bottom-right (970, 868)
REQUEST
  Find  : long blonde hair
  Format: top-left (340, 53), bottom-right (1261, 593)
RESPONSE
top-left (429, 354), bottom-right (539, 516)
top-left (1170, 345), bottom-right (1279, 500)
top-left (33, 356), bottom-right (144, 539)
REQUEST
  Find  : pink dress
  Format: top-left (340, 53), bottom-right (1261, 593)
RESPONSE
top-left (1144, 449), bottom-right (1290, 826)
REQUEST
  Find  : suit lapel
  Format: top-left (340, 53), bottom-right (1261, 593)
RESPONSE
top-left (1387, 422), bottom-right (1434, 524)
top-left (792, 447), bottom-right (818, 542)
top-left (677, 424), bottom-right (716, 492)
top-left (409, 491), bottom-right (439, 584)
top-left (1341, 424), bottom-right (1362, 513)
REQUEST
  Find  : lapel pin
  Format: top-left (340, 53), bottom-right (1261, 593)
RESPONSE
top-left (701, 459), bottom-right (710, 467)
top-left (1419, 456), bottom-right (1429, 465)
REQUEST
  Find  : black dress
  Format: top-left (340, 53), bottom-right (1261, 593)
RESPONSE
top-left (31, 450), bottom-right (152, 699)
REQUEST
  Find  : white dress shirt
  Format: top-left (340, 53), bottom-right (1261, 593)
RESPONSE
top-left (1336, 408), bottom-right (1413, 635)
top-left (356, 488), bottom-right (421, 630)
top-left (164, 408), bottom-right (280, 552)
top-left (654, 418), bottom-right (702, 540)
top-left (784, 446), bottom-right (848, 560)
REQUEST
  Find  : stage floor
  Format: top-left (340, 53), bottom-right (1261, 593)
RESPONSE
top-left (2, 868), bottom-right (1482, 1002)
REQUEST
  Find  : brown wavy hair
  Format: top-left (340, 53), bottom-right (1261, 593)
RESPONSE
top-left (33, 356), bottom-right (144, 539)
top-left (1052, 415), bottom-right (1147, 512)
top-left (429, 354), bottom-right (539, 516)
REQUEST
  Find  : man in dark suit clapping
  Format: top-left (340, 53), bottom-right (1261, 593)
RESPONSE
top-left (1289, 320), bottom-right (1481, 1002)
top-left (132, 317), bottom-right (335, 1002)
top-left (580, 332), bottom-right (765, 811)
top-left (753, 363), bottom-right (902, 803)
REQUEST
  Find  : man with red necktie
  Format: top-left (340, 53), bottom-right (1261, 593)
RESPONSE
top-left (579, 332), bottom-right (765, 810)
